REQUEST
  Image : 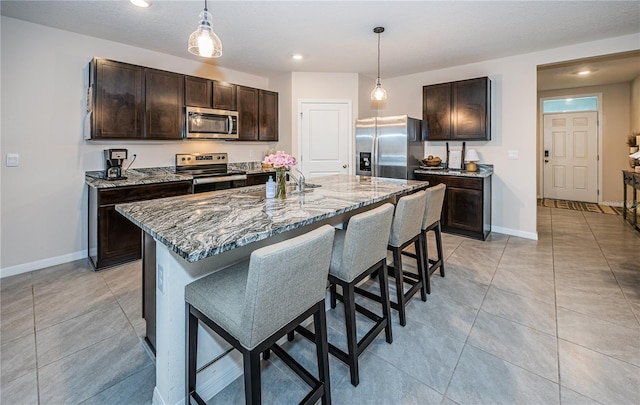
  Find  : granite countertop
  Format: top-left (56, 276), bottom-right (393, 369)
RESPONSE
top-left (86, 163), bottom-right (275, 189)
top-left (414, 164), bottom-right (493, 178)
top-left (85, 167), bottom-right (192, 189)
top-left (228, 161), bottom-right (276, 175)
top-left (116, 174), bottom-right (428, 262)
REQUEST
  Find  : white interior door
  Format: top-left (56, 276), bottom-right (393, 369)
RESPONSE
top-left (299, 101), bottom-right (351, 178)
top-left (543, 111), bottom-right (598, 202)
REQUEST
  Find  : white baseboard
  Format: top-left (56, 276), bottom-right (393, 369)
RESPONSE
top-left (492, 226), bottom-right (538, 240)
top-left (198, 351), bottom-right (243, 401)
top-left (0, 250), bottom-right (88, 278)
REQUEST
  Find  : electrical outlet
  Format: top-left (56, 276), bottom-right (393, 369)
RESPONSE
top-left (249, 150), bottom-right (255, 158)
top-left (508, 150), bottom-right (519, 160)
top-left (157, 265), bottom-right (164, 293)
top-left (6, 153), bottom-right (19, 167)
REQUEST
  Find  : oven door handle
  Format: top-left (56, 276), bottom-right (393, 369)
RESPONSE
top-left (193, 174), bottom-right (247, 185)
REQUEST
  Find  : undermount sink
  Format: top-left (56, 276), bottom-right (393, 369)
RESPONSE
top-left (243, 183), bottom-right (320, 198)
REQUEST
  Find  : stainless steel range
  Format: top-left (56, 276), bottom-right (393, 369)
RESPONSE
top-left (175, 153), bottom-right (247, 193)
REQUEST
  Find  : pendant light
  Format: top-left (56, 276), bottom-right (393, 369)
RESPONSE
top-left (371, 26), bottom-right (388, 101)
top-left (188, 0), bottom-right (222, 58)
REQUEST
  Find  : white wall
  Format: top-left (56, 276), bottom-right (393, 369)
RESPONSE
top-left (268, 72), bottom-right (293, 154)
top-left (0, 17), bottom-right (283, 275)
top-left (631, 75), bottom-right (640, 133)
top-left (360, 33), bottom-right (640, 239)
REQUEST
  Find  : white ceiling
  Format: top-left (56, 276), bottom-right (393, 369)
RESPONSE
top-left (2, 1), bottom-right (640, 89)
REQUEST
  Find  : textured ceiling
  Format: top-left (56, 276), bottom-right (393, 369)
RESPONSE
top-left (2, 1), bottom-right (639, 88)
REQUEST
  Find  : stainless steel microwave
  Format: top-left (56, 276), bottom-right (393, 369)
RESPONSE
top-left (185, 107), bottom-right (238, 139)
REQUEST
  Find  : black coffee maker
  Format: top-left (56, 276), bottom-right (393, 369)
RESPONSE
top-left (103, 149), bottom-right (128, 180)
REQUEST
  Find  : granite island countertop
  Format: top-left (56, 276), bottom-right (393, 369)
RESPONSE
top-left (414, 164), bottom-right (493, 178)
top-left (85, 167), bottom-right (192, 189)
top-left (116, 174), bottom-right (428, 262)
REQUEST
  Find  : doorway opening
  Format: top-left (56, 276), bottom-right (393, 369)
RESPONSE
top-left (538, 93), bottom-right (602, 204)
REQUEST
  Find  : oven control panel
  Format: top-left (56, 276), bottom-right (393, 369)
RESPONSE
top-left (176, 153), bottom-right (228, 167)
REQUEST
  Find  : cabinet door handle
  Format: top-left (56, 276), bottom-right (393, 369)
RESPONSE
top-left (342, 164), bottom-right (348, 168)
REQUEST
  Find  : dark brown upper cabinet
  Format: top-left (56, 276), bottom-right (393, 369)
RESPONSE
top-left (91, 58), bottom-right (144, 139)
top-left (237, 86), bottom-right (259, 140)
top-left (89, 58), bottom-right (183, 140)
top-left (258, 90), bottom-right (278, 141)
top-left (184, 77), bottom-right (237, 111)
top-left (236, 86), bottom-right (279, 141)
top-left (89, 58), bottom-right (274, 141)
top-left (144, 68), bottom-right (184, 139)
top-left (422, 82), bottom-right (451, 141)
top-left (184, 76), bottom-right (212, 108)
top-left (423, 76), bottom-right (490, 141)
top-left (213, 81), bottom-right (237, 111)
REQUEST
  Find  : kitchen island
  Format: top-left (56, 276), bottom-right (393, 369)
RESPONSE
top-left (116, 174), bottom-right (428, 405)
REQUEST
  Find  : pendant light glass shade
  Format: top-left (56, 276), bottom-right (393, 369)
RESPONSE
top-left (371, 78), bottom-right (388, 101)
top-left (371, 27), bottom-right (387, 101)
top-left (188, 1), bottom-right (222, 58)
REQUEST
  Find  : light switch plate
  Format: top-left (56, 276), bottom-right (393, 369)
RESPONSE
top-left (507, 150), bottom-right (519, 160)
top-left (6, 153), bottom-right (19, 167)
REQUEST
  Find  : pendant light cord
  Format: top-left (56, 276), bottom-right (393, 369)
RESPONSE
top-left (204, 0), bottom-right (208, 12)
top-left (377, 31), bottom-right (381, 81)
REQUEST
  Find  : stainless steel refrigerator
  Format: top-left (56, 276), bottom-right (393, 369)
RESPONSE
top-left (355, 115), bottom-right (424, 179)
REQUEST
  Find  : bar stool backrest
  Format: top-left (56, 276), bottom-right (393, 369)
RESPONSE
top-left (241, 225), bottom-right (335, 349)
top-left (423, 184), bottom-right (446, 230)
top-left (389, 190), bottom-right (427, 247)
top-left (335, 203), bottom-right (394, 282)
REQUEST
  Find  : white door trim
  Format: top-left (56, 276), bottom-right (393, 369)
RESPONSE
top-left (538, 92), bottom-right (603, 203)
top-left (297, 99), bottom-right (353, 175)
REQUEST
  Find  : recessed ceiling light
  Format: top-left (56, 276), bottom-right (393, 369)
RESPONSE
top-left (291, 54), bottom-right (304, 60)
top-left (577, 70), bottom-right (591, 75)
top-left (130, 0), bottom-right (151, 8)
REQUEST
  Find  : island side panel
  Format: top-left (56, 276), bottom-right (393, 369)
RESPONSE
top-left (143, 232), bottom-right (156, 354)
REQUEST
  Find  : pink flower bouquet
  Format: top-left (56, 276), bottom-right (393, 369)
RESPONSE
top-left (262, 151), bottom-right (297, 170)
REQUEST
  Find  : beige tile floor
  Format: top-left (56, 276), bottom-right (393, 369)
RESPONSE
top-left (1, 206), bottom-right (639, 404)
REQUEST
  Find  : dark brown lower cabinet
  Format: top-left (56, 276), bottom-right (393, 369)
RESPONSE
top-left (246, 171), bottom-right (276, 186)
top-left (88, 181), bottom-right (192, 269)
top-left (415, 173), bottom-right (491, 240)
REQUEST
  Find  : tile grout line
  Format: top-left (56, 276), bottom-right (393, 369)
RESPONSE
top-left (551, 208), bottom-right (561, 405)
top-left (31, 279), bottom-right (42, 405)
top-left (440, 235), bottom-right (509, 401)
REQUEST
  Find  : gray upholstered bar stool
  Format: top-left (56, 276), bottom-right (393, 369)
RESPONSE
top-left (402, 183), bottom-right (446, 295)
top-left (294, 203), bottom-right (395, 387)
top-left (358, 191), bottom-right (427, 327)
top-left (185, 225), bottom-right (335, 405)
top-left (421, 184), bottom-right (446, 294)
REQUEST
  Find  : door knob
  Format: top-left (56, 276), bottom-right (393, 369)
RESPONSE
top-left (544, 159), bottom-right (549, 163)
top-left (342, 164), bottom-right (348, 168)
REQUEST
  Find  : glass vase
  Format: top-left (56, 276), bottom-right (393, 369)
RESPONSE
top-left (275, 169), bottom-right (287, 200)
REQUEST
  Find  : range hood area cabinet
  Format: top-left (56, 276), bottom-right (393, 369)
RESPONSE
top-left (184, 76), bottom-right (237, 111)
top-left (236, 86), bottom-right (278, 141)
top-left (89, 58), bottom-right (184, 140)
top-left (422, 76), bottom-right (491, 141)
